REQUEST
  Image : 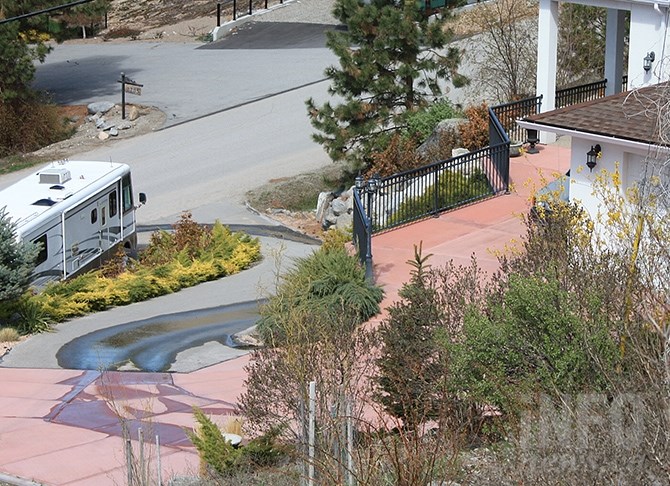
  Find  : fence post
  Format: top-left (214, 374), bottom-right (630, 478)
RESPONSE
top-left (138, 427), bottom-right (145, 485)
top-left (308, 381), bottom-right (316, 486)
top-left (433, 168), bottom-right (439, 215)
top-left (233, 0), bottom-right (237, 20)
top-left (156, 435), bottom-right (161, 486)
top-left (217, 2), bottom-right (221, 26)
top-left (346, 400), bottom-right (355, 486)
top-left (120, 72), bottom-right (126, 120)
top-left (125, 437), bottom-right (133, 486)
top-left (249, 0), bottom-right (252, 16)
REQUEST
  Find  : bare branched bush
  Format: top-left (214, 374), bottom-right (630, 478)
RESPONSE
top-left (467, 0), bottom-right (537, 103)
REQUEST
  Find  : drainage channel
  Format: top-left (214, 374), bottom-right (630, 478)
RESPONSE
top-left (56, 300), bottom-right (264, 372)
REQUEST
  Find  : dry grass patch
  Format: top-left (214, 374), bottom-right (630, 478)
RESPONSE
top-left (0, 327), bottom-right (20, 342)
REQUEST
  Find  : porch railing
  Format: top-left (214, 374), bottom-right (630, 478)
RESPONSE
top-left (488, 106), bottom-right (511, 191)
top-left (362, 140), bottom-right (509, 234)
top-left (352, 76), bottom-right (625, 279)
top-left (490, 96), bottom-right (543, 143)
top-left (555, 79), bottom-right (607, 108)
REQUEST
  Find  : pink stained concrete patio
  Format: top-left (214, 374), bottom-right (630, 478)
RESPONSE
top-left (372, 143), bottom-right (570, 305)
top-left (0, 145), bottom-right (569, 486)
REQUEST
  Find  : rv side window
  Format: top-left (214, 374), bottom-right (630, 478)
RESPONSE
top-left (122, 175), bottom-right (133, 213)
top-left (109, 191), bottom-right (118, 218)
top-left (91, 208), bottom-right (97, 224)
top-left (33, 235), bottom-right (48, 266)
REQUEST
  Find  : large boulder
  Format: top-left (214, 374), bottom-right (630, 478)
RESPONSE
top-left (128, 105), bottom-right (140, 121)
top-left (335, 211), bottom-right (353, 231)
top-left (330, 198), bottom-right (348, 216)
top-left (417, 118), bottom-right (467, 158)
top-left (316, 191), bottom-right (335, 224)
top-left (87, 101), bottom-right (115, 115)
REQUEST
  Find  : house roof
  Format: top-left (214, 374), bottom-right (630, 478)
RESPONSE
top-left (525, 83), bottom-right (669, 146)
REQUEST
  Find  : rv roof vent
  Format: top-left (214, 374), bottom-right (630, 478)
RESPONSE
top-left (33, 198), bottom-right (56, 207)
top-left (50, 184), bottom-right (65, 190)
top-left (39, 168), bottom-right (71, 185)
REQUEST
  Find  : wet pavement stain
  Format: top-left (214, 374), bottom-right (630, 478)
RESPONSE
top-left (47, 370), bottom-right (237, 446)
top-left (56, 300), bottom-right (263, 372)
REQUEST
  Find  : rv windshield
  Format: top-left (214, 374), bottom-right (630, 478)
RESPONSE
top-left (122, 174), bottom-right (133, 213)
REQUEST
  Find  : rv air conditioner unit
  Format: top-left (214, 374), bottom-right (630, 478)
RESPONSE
top-left (39, 168), bottom-right (71, 185)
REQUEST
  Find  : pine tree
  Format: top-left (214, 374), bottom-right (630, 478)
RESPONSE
top-left (0, 209), bottom-right (38, 302)
top-left (61, 0), bottom-right (110, 40)
top-left (306, 0), bottom-right (466, 171)
top-left (375, 244), bottom-right (449, 429)
top-left (0, 0), bottom-right (57, 102)
top-left (0, 22), bottom-right (49, 102)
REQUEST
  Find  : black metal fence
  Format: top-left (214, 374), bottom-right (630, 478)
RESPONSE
top-left (490, 96), bottom-right (543, 144)
top-left (352, 190), bottom-right (373, 280)
top-left (351, 77), bottom-right (629, 277)
top-left (230, 0), bottom-right (283, 21)
top-left (488, 107), bottom-right (511, 190)
top-left (555, 79), bottom-right (607, 109)
top-left (362, 143), bottom-right (509, 233)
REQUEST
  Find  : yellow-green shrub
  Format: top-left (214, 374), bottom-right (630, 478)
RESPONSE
top-left (35, 294), bottom-right (89, 322)
top-left (23, 220), bottom-right (261, 330)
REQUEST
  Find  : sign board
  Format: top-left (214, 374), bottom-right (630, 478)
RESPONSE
top-left (124, 85), bottom-right (142, 96)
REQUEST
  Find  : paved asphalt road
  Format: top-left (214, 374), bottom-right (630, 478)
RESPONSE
top-left (33, 23), bottom-right (338, 127)
top-left (9, 22), bottom-right (342, 226)
top-left (203, 21), bottom-right (345, 49)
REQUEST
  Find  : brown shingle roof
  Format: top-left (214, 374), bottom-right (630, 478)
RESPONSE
top-left (525, 83), bottom-right (670, 146)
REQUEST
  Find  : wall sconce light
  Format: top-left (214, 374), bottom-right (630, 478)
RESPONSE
top-left (526, 128), bottom-right (539, 154)
top-left (644, 51), bottom-right (655, 72)
top-left (586, 144), bottom-right (601, 172)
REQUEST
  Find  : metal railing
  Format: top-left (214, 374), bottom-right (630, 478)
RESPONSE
top-left (350, 76), bottom-right (630, 278)
top-left (555, 79), bottom-right (607, 108)
top-left (361, 143), bottom-right (508, 233)
top-left (490, 96), bottom-right (543, 143)
top-left (230, 0), bottom-right (283, 21)
top-left (488, 106), bottom-right (511, 191)
top-left (352, 189), bottom-right (373, 280)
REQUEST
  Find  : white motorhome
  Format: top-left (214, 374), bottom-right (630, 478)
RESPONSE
top-left (0, 160), bottom-right (146, 286)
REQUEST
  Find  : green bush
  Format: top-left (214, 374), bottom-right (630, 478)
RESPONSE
top-left (15, 296), bottom-right (51, 334)
top-left (389, 169), bottom-right (491, 225)
top-left (404, 99), bottom-right (461, 141)
top-left (188, 407), bottom-right (289, 478)
top-left (22, 216), bottom-right (261, 330)
top-left (257, 243), bottom-right (383, 344)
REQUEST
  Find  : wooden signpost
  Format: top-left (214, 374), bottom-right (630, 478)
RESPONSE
top-left (118, 72), bottom-right (143, 120)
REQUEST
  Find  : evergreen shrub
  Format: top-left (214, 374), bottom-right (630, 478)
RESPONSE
top-left (23, 215), bottom-right (260, 328)
top-left (389, 169), bottom-right (491, 225)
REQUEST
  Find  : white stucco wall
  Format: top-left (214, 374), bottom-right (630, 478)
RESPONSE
top-left (569, 138), bottom-right (625, 222)
top-left (536, 0), bottom-right (670, 107)
top-left (568, 136), bottom-right (667, 225)
top-left (627, 3), bottom-right (669, 89)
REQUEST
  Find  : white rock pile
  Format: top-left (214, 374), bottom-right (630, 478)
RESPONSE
top-left (87, 101), bottom-right (138, 141)
top-left (316, 186), bottom-right (356, 231)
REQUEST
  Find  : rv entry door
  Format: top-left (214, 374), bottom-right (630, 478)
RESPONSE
top-left (98, 199), bottom-right (110, 251)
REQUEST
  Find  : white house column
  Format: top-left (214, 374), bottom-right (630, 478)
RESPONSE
top-left (628, 3), bottom-right (668, 89)
top-left (604, 9), bottom-right (626, 95)
top-left (536, 0), bottom-right (559, 143)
